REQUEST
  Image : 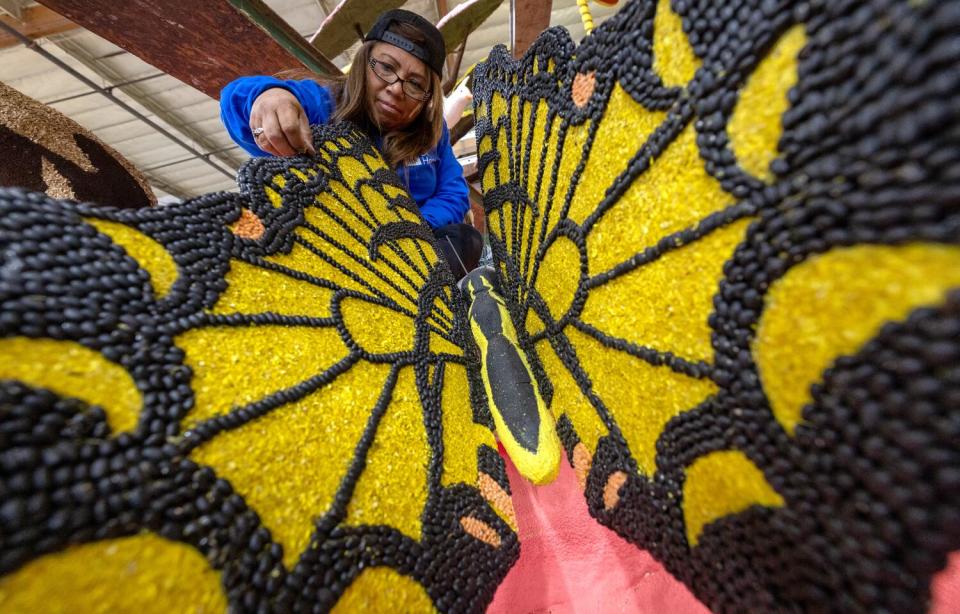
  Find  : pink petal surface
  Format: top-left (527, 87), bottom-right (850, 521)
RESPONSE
top-left (489, 447), bottom-right (709, 613)
top-left (930, 551), bottom-right (960, 614)
top-left (488, 447), bottom-right (960, 613)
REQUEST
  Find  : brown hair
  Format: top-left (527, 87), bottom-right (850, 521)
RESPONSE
top-left (278, 22), bottom-right (444, 168)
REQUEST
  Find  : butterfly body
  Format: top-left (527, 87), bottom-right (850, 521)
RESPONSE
top-left (463, 266), bottom-right (562, 485)
top-left (1, 0), bottom-right (959, 610)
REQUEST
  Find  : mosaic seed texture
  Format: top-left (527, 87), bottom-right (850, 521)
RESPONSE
top-left (1, 0), bottom-right (960, 611)
top-left (0, 123), bottom-right (517, 613)
top-left (472, 0), bottom-right (960, 610)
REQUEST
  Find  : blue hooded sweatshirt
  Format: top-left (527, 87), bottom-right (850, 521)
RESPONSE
top-left (220, 76), bottom-right (470, 229)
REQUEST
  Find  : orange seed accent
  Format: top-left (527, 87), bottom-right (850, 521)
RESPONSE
top-left (572, 71), bottom-right (596, 108)
top-left (230, 208), bottom-right (265, 240)
top-left (478, 472), bottom-right (517, 526)
top-left (460, 516), bottom-right (502, 548)
top-left (572, 443), bottom-right (593, 491)
top-left (603, 471), bottom-right (629, 510)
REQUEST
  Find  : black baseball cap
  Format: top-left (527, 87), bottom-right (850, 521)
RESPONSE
top-left (365, 9), bottom-right (446, 77)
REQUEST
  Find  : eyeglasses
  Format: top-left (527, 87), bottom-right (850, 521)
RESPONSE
top-left (368, 58), bottom-right (431, 101)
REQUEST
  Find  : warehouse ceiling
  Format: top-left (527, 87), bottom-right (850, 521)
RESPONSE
top-left (0, 0), bottom-right (620, 202)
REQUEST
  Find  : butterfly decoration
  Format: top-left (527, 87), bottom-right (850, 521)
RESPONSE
top-left (0, 0), bottom-right (958, 612)
top-left (0, 124), bottom-right (519, 612)
top-left (471, 0), bottom-right (960, 610)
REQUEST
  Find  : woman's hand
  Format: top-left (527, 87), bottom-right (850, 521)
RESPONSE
top-left (249, 88), bottom-right (317, 156)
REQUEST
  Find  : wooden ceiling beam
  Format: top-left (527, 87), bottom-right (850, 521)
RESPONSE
top-left (0, 0), bottom-right (25, 21)
top-left (54, 37), bottom-right (246, 185)
top-left (225, 0), bottom-right (340, 75)
top-left (308, 0), bottom-right (405, 61)
top-left (0, 5), bottom-right (78, 50)
top-left (510, 0), bottom-right (552, 58)
top-left (31, 0), bottom-right (338, 99)
top-left (442, 41), bottom-right (467, 95)
top-left (437, 0), bottom-right (503, 54)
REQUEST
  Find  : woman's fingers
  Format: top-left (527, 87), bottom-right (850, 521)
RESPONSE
top-left (276, 103), bottom-right (314, 155)
top-left (299, 111), bottom-right (316, 156)
top-left (250, 88), bottom-right (314, 157)
top-left (252, 116), bottom-right (282, 157)
top-left (260, 107), bottom-right (298, 156)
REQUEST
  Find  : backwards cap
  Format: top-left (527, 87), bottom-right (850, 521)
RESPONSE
top-left (365, 9), bottom-right (446, 77)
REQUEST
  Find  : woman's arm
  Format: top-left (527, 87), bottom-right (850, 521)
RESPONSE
top-left (220, 76), bottom-right (334, 156)
top-left (418, 125), bottom-right (471, 229)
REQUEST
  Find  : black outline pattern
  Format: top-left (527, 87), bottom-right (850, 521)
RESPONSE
top-left (473, 0), bottom-right (960, 610)
top-left (0, 122), bottom-right (517, 612)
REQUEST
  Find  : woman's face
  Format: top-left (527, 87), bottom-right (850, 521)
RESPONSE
top-left (365, 42), bottom-right (430, 132)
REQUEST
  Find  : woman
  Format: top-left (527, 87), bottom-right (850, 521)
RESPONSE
top-left (220, 9), bottom-right (482, 279)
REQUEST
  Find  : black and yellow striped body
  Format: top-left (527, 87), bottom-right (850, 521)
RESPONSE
top-left (462, 267), bottom-right (560, 484)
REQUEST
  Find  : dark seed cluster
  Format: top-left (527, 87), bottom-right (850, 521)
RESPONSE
top-left (474, 0), bottom-right (960, 611)
top-left (0, 377), bottom-right (290, 609)
top-left (478, 444), bottom-right (512, 495)
top-left (0, 121), bottom-right (517, 611)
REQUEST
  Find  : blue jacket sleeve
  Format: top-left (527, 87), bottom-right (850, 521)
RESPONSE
top-left (418, 125), bottom-right (470, 229)
top-left (219, 76), bottom-right (335, 157)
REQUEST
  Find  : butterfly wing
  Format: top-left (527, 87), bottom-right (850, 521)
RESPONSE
top-left (474, 0), bottom-right (960, 609)
top-left (0, 122), bottom-right (517, 611)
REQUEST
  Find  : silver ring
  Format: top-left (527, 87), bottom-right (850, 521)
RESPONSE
top-left (252, 127), bottom-right (265, 137)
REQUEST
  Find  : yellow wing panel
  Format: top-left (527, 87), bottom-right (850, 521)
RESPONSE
top-left (683, 450), bottom-right (784, 547)
top-left (0, 337), bottom-right (141, 434)
top-left (581, 219), bottom-right (753, 363)
top-left (534, 234), bottom-right (582, 325)
top-left (566, 85), bottom-right (665, 227)
top-left (756, 244), bottom-right (960, 435)
top-left (190, 361), bottom-right (392, 568)
top-left (86, 218), bottom-right (178, 299)
top-left (586, 122), bottom-right (732, 274)
top-left (728, 25), bottom-right (806, 182)
top-left (547, 120), bottom-right (592, 234)
top-left (652, 0), bottom-right (701, 87)
top-left (536, 338), bottom-right (609, 453)
top-left (264, 239), bottom-right (374, 299)
top-left (439, 363), bottom-right (496, 487)
top-left (344, 367), bottom-right (429, 541)
top-left (212, 258), bottom-right (335, 319)
top-left (0, 534), bottom-right (226, 614)
top-left (339, 295), bottom-right (416, 355)
top-left (176, 325), bottom-right (346, 427)
top-left (332, 567), bottom-right (435, 614)
top-left (567, 327), bottom-right (718, 475)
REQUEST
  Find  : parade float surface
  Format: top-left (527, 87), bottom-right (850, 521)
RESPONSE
top-left (1, 0), bottom-right (959, 611)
